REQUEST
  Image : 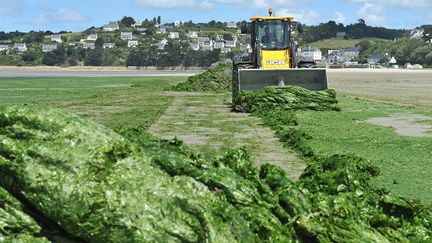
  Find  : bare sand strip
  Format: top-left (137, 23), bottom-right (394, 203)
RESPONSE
top-left (367, 114), bottom-right (432, 137)
top-left (149, 92), bottom-right (305, 180)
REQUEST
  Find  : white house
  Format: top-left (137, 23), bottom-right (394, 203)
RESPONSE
top-left (190, 43), bottom-right (199, 51)
top-left (103, 21), bottom-right (119, 31)
top-left (215, 35), bottom-right (224, 41)
top-left (297, 47), bottom-right (322, 62)
top-left (41, 44), bottom-right (57, 53)
top-left (389, 57), bottom-right (397, 65)
top-left (103, 43), bottom-right (115, 49)
top-left (342, 47), bottom-right (360, 61)
top-left (410, 29), bottom-right (424, 39)
top-left (83, 43), bottom-right (96, 49)
top-left (137, 28), bottom-right (148, 35)
top-left (87, 33), bottom-right (98, 41)
top-left (169, 32), bottom-right (179, 39)
top-left (328, 47), bottom-right (360, 64)
top-left (174, 20), bottom-right (183, 27)
top-left (13, 43), bottom-right (27, 52)
top-left (156, 38), bottom-right (168, 50)
top-left (336, 32), bottom-right (346, 39)
top-left (367, 52), bottom-right (388, 65)
top-left (157, 42), bottom-right (166, 50)
top-left (225, 40), bottom-right (236, 48)
top-left (202, 41), bottom-right (213, 51)
top-left (221, 47), bottom-right (232, 54)
top-left (213, 42), bottom-right (225, 49)
top-left (51, 34), bottom-right (62, 43)
top-left (121, 32), bottom-right (134, 40)
top-left (227, 21), bottom-right (237, 28)
top-left (156, 27), bottom-right (167, 34)
top-left (0, 45), bottom-right (9, 52)
top-left (128, 40), bottom-right (139, 48)
top-left (187, 31), bottom-right (198, 39)
top-left (132, 20), bottom-right (142, 28)
top-left (197, 37), bottom-right (210, 43)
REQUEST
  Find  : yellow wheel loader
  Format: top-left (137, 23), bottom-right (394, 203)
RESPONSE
top-left (232, 9), bottom-right (328, 99)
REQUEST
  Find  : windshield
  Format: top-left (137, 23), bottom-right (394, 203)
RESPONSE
top-left (256, 20), bottom-right (290, 50)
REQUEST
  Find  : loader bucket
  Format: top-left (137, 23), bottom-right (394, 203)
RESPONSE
top-left (236, 68), bottom-right (328, 92)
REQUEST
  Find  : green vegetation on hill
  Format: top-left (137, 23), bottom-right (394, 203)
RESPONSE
top-left (307, 38), bottom-right (389, 50)
top-left (301, 20), bottom-right (407, 43)
top-left (358, 38), bottom-right (432, 66)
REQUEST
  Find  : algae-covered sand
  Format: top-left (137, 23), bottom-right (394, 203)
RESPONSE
top-left (1, 105), bottom-right (431, 242)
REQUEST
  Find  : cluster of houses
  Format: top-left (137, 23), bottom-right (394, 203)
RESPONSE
top-left (327, 47), bottom-right (361, 64)
top-left (0, 19), bottom-right (242, 55)
top-left (187, 33), bottom-right (238, 53)
top-left (296, 46), bottom-right (362, 65)
top-left (410, 28), bottom-right (431, 43)
top-left (296, 46), bottom-right (414, 68)
top-left (0, 43), bottom-right (28, 52)
top-left (151, 28), bottom-right (241, 52)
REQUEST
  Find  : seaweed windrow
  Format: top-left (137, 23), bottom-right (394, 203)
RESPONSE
top-left (0, 103), bottom-right (431, 242)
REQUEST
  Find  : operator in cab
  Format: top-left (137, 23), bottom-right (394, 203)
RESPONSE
top-left (261, 27), bottom-right (271, 44)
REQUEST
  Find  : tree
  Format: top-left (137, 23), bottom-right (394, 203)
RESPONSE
top-left (42, 46), bottom-right (66, 66)
top-left (126, 50), bottom-right (145, 67)
top-left (102, 50), bottom-right (114, 66)
top-left (23, 31), bottom-right (45, 43)
top-left (142, 19), bottom-right (152, 28)
top-left (157, 16), bottom-right (161, 24)
top-left (21, 51), bottom-right (38, 63)
top-left (84, 48), bottom-right (103, 66)
top-left (42, 52), bottom-right (58, 66)
top-left (120, 16), bottom-right (135, 27)
top-left (95, 37), bottom-right (104, 48)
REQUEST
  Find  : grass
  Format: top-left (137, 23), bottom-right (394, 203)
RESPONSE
top-left (294, 95), bottom-right (432, 202)
top-left (0, 76), bottom-right (186, 129)
top-left (307, 38), bottom-right (389, 49)
top-left (1, 75), bottom-right (431, 203)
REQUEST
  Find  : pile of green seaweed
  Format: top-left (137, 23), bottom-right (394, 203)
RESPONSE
top-left (0, 187), bottom-right (48, 242)
top-left (170, 63), bottom-right (232, 92)
top-left (0, 105), bottom-right (431, 242)
top-left (234, 86), bottom-right (341, 113)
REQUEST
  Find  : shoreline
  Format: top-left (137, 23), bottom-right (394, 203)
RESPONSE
top-left (0, 65), bottom-right (430, 73)
top-left (0, 66), bottom-right (208, 72)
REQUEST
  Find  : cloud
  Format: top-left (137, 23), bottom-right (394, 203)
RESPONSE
top-left (350, 0), bottom-right (432, 8)
top-left (278, 9), bottom-right (318, 24)
top-left (0, 0), bottom-right (26, 17)
top-left (133, 0), bottom-right (301, 10)
top-left (31, 8), bottom-right (88, 24)
top-left (133, 0), bottom-right (198, 9)
top-left (357, 2), bottom-right (386, 26)
top-left (334, 12), bottom-right (346, 24)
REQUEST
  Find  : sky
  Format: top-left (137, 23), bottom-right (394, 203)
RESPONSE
top-left (0, 0), bottom-right (431, 32)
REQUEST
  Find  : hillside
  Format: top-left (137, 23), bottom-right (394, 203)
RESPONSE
top-left (0, 17), bottom-right (243, 67)
top-left (306, 38), bottom-right (390, 50)
top-left (1, 16), bottom-right (429, 67)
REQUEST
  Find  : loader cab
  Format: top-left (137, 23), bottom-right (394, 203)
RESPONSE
top-left (250, 16), bottom-right (295, 69)
top-left (253, 19), bottom-right (291, 50)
